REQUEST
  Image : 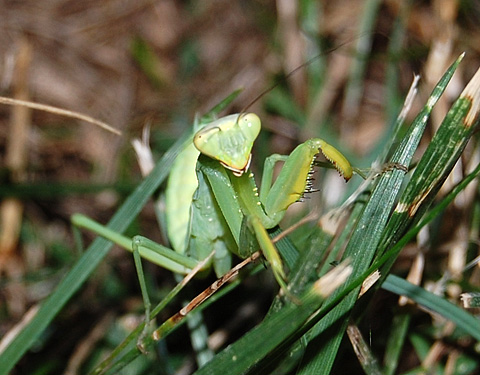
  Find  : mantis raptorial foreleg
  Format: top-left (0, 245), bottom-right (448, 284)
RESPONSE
top-left (197, 134), bottom-right (353, 297)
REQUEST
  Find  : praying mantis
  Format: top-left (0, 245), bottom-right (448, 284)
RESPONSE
top-left (73, 109), bottom-right (352, 295)
top-left (71, 89), bottom-right (354, 358)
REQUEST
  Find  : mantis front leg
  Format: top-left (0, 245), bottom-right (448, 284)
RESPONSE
top-left (199, 137), bottom-right (353, 296)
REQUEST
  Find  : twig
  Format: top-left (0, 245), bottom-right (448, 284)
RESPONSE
top-left (0, 96), bottom-right (121, 135)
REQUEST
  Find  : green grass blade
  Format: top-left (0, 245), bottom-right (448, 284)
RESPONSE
top-left (378, 64), bottom-right (480, 271)
top-left (193, 264), bottom-right (352, 375)
top-left (272, 227), bottom-right (300, 271)
top-left (382, 309), bottom-right (411, 375)
top-left (374, 164), bottom-right (480, 375)
top-left (382, 275), bottom-right (480, 341)
top-left (373, 161), bottom-right (480, 282)
top-left (317, 203), bottom-right (365, 277)
top-left (296, 53), bottom-right (465, 374)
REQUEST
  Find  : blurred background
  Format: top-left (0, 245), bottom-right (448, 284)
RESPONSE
top-left (1, 0), bottom-right (480, 374)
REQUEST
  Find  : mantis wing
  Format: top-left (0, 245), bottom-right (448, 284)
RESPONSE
top-left (165, 141), bottom-right (200, 254)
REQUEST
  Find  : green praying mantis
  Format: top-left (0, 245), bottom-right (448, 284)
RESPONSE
top-left (72, 95), bottom-right (354, 340)
top-left (73, 108), bottom-right (352, 323)
top-left (175, 111), bottom-right (353, 288)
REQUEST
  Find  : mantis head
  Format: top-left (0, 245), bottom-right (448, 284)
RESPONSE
top-left (193, 113), bottom-right (261, 176)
